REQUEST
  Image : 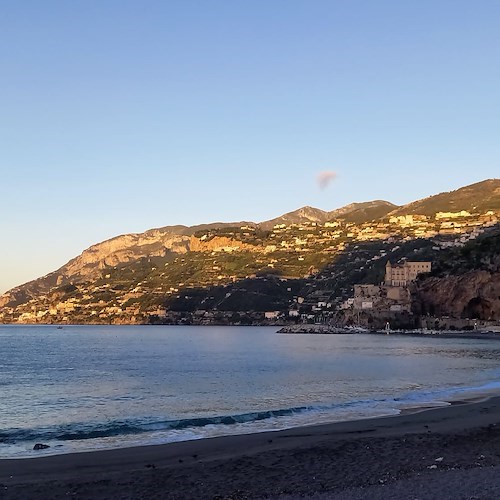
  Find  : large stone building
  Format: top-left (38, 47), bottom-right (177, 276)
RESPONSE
top-left (353, 284), bottom-right (411, 312)
top-left (385, 261), bottom-right (431, 286)
top-left (350, 260), bottom-right (432, 315)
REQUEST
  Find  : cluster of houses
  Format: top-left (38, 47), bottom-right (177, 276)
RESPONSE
top-left (346, 260), bottom-right (431, 315)
top-left (1, 209), bottom-right (498, 325)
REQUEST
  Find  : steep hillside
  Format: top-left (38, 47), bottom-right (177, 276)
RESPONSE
top-left (0, 230), bottom-right (190, 308)
top-left (1, 179), bottom-right (499, 324)
top-left (327, 201), bottom-right (397, 224)
top-left (259, 201), bottom-right (396, 229)
top-left (390, 179), bottom-right (500, 216)
top-left (413, 231), bottom-right (500, 320)
top-left (1, 201), bottom-right (396, 307)
top-left (259, 206), bottom-right (330, 229)
top-left (0, 226), bottom-right (253, 308)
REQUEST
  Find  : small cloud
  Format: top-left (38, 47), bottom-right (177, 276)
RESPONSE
top-left (317, 171), bottom-right (337, 190)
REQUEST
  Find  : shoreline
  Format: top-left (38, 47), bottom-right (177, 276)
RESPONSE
top-left (4, 322), bottom-right (500, 338)
top-left (3, 397), bottom-right (500, 498)
top-left (3, 385), bottom-right (498, 462)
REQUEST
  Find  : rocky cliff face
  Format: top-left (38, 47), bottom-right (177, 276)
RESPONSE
top-left (2, 179), bottom-right (498, 318)
top-left (412, 227), bottom-right (500, 322)
top-left (62, 231), bottom-right (191, 279)
top-left (188, 236), bottom-right (258, 253)
top-left (0, 230), bottom-right (261, 309)
top-left (0, 230), bottom-right (193, 307)
top-left (0, 200), bottom-right (399, 308)
top-left (62, 232), bottom-right (259, 280)
top-left (413, 271), bottom-right (500, 321)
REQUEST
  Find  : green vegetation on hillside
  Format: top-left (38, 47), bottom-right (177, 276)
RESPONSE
top-left (429, 230), bottom-right (500, 277)
top-left (1, 179), bottom-right (498, 325)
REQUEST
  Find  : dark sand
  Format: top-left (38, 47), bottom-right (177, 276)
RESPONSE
top-left (2, 398), bottom-right (500, 499)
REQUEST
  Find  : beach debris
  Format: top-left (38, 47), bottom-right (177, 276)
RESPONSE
top-left (435, 457), bottom-right (444, 462)
top-left (33, 443), bottom-right (50, 450)
top-left (427, 464), bottom-right (438, 469)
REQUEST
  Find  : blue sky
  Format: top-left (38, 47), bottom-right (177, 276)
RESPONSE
top-left (1, 0), bottom-right (499, 293)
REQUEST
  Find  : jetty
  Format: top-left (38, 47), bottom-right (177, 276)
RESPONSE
top-left (276, 325), bottom-right (356, 334)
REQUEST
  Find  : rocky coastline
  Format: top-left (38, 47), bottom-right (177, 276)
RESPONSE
top-left (277, 324), bottom-right (500, 338)
top-left (276, 324), bottom-right (357, 334)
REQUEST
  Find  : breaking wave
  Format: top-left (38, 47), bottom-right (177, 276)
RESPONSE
top-left (0, 406), bottom-right (311, 444)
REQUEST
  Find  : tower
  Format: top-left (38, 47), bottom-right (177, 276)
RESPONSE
top-left (385, 260), bottom-right (392, 285)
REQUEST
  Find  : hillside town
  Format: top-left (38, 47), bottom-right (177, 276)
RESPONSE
top-left (1, 206), bottom-right (498, 329)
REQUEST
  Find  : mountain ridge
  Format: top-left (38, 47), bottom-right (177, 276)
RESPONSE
top-left (388, 179), bottom-right (500, 216)
top-left (258, 200), bottom-right (398, 229)
top-left (1, 179), bottom-right (499, 313)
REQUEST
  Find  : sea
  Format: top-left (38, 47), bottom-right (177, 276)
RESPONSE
top-left (1, 324), bottom-right (500, 459)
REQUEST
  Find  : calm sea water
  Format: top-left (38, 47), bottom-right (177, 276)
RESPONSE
top-left (1, 325), bottom-right (500, 458)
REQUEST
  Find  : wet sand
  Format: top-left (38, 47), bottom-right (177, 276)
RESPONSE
top-left (2, 397), bottom-right (500, 499)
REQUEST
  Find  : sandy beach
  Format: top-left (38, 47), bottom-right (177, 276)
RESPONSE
top-left (2, 397), bottom-right (500, 499)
